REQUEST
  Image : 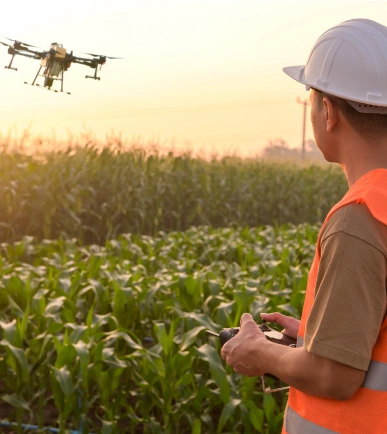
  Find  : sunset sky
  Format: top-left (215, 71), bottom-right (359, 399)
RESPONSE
top-left (1, 1), bottom-right (387, 156)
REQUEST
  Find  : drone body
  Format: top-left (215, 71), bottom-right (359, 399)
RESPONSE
top-left (1, 38), bottom-right (122, 94)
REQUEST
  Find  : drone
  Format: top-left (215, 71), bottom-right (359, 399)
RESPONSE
top-left (1, 37), bottom-right (122, 94)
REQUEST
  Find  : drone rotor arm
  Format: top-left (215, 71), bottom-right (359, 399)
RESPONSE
top-left (4, 43), bottom-right (39, 56)
top-left (70, 57), bottom-right (96, 69)
top-left (16, 51), bottom-right (39, 60)
top-left (71, 55), bottom-right (96, 63)
top-left (30, 49), bottom-right (46, 57)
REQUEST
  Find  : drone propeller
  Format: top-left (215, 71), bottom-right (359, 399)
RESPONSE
top-left (0, 41), bottom-right (11, 47)
top-left (84, 52), bottom-right (123, 59)
top-left (84, 52), bottom-right (99, 57)
top-left (4, 37), bottom-right (39, 48)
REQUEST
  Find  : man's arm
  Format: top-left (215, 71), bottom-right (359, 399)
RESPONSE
top-left (222, 206), bottom-right (387, 399)
top-left (221, 313), bottom-right (366, 400)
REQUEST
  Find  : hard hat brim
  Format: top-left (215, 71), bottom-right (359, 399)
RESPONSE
top-left (282, 65), bottom-right (306, 84)
top-left (283, 63), bottom-right (387, 113)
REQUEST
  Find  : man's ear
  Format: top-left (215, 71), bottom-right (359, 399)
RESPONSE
top-left (323, 97), bottom-right (339, 133)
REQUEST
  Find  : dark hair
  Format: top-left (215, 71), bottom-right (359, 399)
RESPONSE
top-left (313, 89), bottom-right (387, 140)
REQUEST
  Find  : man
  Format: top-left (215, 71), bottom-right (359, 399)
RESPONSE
top-left (221, 19), bottom-right (387, 434)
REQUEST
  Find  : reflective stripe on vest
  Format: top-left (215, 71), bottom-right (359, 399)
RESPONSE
top-left (285, 405), bottom-right (338, 434)
top-left (296, 335), bottom-right (303, 348)
top-left (362, 360), bottom-right (387, 391)
top-left (296, 336), bottom-right (387, 392)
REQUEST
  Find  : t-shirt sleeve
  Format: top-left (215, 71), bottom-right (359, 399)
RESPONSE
top-left (304, 231), bottom-right (387, 371)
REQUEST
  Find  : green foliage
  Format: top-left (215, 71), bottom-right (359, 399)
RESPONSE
top-left (0, 145), bottom-right (346, 243)
top-left (0, 224), bottom-right (318, 433)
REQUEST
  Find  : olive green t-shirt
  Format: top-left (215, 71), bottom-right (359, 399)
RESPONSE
top-left (304, 203), bottom-right (387, 371)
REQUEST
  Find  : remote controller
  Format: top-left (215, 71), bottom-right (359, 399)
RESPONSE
top-left (206, 320), bottom-right (296, 347)
top-left (206, 319), bottom-right (296, 387)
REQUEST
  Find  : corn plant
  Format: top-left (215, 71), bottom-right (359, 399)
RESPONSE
top-left (0, 224), bottom-right (318, 433)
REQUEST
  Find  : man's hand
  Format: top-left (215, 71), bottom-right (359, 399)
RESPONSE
top-left (260, 312), bottom-right (300, 339)
top-left (220, 312), bottom-right (366, 399)
top-left (220, 313), bottom-right (266, 377)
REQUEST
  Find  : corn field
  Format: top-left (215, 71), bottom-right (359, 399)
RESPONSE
top-left (0, 144), bottom-right (345, 432)
top-left (0, 224), bottom-right (318, 433)
top-left (0, 145), bottom-right (347, 243)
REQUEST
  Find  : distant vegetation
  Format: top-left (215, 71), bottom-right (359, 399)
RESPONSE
top-left (261, 138), bottom-right (324, 162)
top-left (0, 142), bottom-right (347, 244)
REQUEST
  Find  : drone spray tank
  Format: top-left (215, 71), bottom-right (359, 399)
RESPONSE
top-left (41, 43), bottom-right (67, 80)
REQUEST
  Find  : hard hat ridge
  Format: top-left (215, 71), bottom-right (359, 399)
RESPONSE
top-left (283, 19), bottom-right (387, 113)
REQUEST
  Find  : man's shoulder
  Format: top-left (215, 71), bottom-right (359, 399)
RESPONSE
top-left (321, 202), bottom-right (387, 257)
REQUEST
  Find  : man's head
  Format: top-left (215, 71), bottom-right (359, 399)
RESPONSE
top-left (310, 88), bottom-right (387, 162)
top-left (313, 90), bottom-right (387, 140)
top-left (283, 19), bottom-right (387, 163)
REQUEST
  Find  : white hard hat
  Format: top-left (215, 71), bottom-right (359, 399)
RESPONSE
top-left (283, 19), bottom-right (387, 114)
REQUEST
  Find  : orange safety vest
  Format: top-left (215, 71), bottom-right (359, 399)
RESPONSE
top-left (283, 169), bottom-right (387, 434)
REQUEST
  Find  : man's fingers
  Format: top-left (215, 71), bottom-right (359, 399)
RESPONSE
top-left (220, 339), bottom-right (232, 360)
top-left (261, 312), bottom-right (300, 339)
top-left (240, 313), bottom-right (255, 328)
top-left (261, 312), bottom-right (287, 327)
top-left (260, 312), bottom-right (281, 321)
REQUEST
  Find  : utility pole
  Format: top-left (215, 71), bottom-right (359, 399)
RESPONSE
top-left (297, 98), bottom-right (310, 160)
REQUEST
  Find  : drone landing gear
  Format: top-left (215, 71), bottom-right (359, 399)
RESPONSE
top-left (25, 65), bottom-right (71, 94)
top-left (23, 82), bottom-right (71, 95)
top-left (85, 66), bottom-right (101, 80)
top-left (4, 52), bottom-right (17, 71)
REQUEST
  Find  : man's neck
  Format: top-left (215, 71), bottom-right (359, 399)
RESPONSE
top-left (341, 161), bottom-right (387, 188)
top-left (338, 135), bottom-right (387, 187)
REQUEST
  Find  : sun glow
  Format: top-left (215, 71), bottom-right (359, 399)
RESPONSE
top-left (1, 1), bottom-right (387, 156)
